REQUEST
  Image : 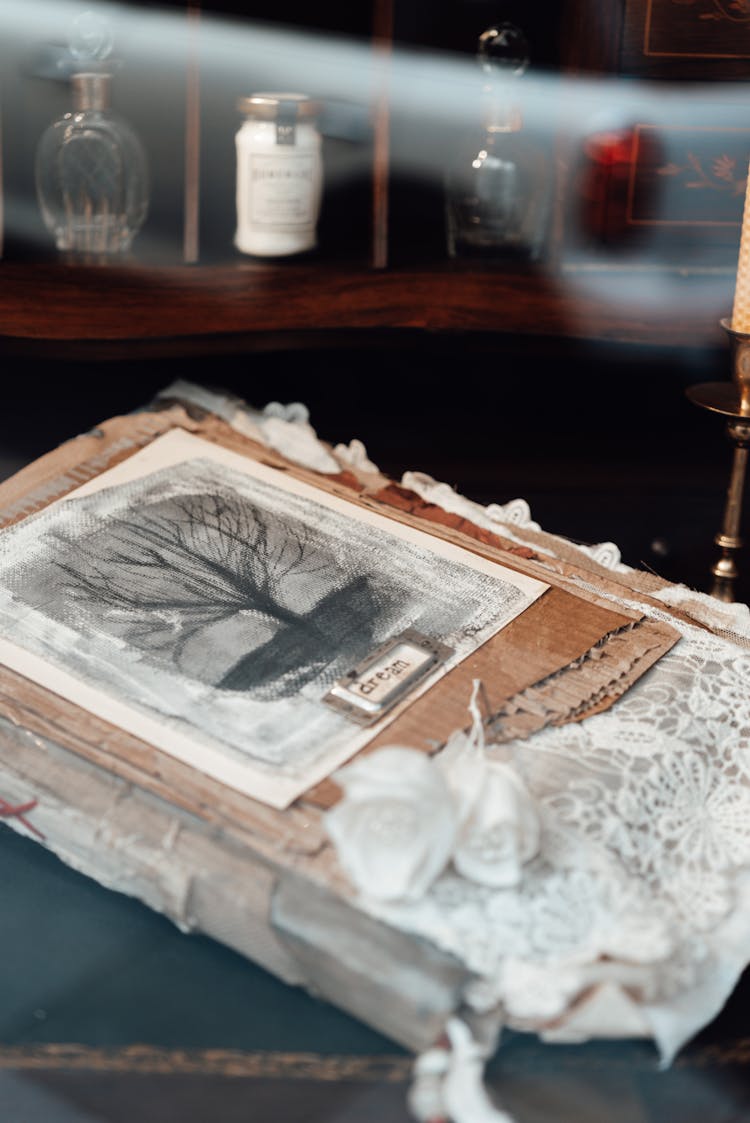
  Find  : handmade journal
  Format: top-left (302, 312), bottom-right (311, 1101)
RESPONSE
top-left (0, 385), bottom-right (688, 1067)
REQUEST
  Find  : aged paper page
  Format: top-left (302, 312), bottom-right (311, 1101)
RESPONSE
top-left (0, 430), bottom-right (547, 808)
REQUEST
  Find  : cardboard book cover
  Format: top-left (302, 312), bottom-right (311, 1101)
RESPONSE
top-left (0, 384), bottom-right (680, 1049)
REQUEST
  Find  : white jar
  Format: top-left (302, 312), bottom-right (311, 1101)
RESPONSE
top-left (235, 92), bottom-right (323, 257)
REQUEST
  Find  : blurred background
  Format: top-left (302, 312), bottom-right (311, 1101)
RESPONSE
top-left (0, 0), bottom-right (748, 594)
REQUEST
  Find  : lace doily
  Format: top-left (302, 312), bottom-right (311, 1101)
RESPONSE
top-left (347, 604), bottom-right (750, 1067)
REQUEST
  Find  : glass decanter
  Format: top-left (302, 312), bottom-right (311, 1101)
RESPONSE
top-left (446, 23), bottom-right (551, 262)
top-left (35, 20), bottom-right (148, 257)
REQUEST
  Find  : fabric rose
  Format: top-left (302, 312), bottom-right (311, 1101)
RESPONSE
top-left (325, 747), bottom-right (458, 902)
top-left (436, 687), bottom-right (540, 889)
top-left (453, 759), bottom-right (540, 888)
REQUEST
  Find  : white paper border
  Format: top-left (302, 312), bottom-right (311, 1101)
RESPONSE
top-left (0, 430), bottom-right (548, 808)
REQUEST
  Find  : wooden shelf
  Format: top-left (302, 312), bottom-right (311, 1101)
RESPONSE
top-left (0, 261), bottom-right (735, 355)
top-left (3, 1), bottom-right (746, 358)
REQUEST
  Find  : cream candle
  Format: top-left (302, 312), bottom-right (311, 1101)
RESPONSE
top-left (731, 163), bottom-right (750, 333)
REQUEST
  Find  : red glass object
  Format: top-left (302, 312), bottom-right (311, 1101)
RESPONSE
top-left (577, 126), bottom-right (639, 247)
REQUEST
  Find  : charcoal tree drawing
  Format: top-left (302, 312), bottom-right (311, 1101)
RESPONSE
top-left (0, 447), bottom-right (540, 798)
top-left (54, 489), bottom-right (397, 700)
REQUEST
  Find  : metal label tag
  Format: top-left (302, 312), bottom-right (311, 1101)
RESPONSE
top-left (323, 630), bottom-right (453, 725)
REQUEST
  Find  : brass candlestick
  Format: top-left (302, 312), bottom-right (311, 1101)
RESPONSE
top-left (686, 318), bottom-right (750, 603)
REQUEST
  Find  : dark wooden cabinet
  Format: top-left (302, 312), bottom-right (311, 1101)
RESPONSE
top-left (0, 0), bottom-right (747, 353)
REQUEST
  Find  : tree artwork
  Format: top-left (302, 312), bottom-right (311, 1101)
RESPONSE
top-left (0, 437), bottom-right (540, 803)
top-left (51, 490), bottom-right (387, 700)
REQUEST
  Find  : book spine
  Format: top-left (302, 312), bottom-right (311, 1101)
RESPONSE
top-left (0, 715), bottom-right (303, 986)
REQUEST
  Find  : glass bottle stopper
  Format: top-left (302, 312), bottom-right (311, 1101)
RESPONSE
top-left (69, 10), bottom-right (114, 65)
top-left (476, 23), bottom-right (529, 132)
top-left (477, 23), bottom-right (529, 81)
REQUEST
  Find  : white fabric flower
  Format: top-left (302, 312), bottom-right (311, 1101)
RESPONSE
top-left (436, 685), bottom-right (540, 888)
top-left (325, 747), bottom-right (458, 902)
top-left (453, 761), bottom-right (541, 888)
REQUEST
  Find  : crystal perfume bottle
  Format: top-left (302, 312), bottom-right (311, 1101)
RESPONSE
top-left (35, 16), bottom-right (148, 256)
top-left (446, 23), bottom-right (551, 262)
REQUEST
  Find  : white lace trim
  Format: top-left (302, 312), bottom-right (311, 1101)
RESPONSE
top-left (653, 583), bottom-right (750, 641)
top-left (359, 603), bottom-right (750, 1064)
top-left (332, 438), bottom-right (380, 476)
top-left (400, 471), bottom-right (629, 573)
top-left (156, 383), bottom-right (341, 474)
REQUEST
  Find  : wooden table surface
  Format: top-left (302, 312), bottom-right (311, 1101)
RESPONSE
top-left (2, 825), bottom-right (750, 1123)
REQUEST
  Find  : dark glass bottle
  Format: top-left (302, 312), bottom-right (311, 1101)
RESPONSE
top-left (446, 23), bottom-right (551, 262)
